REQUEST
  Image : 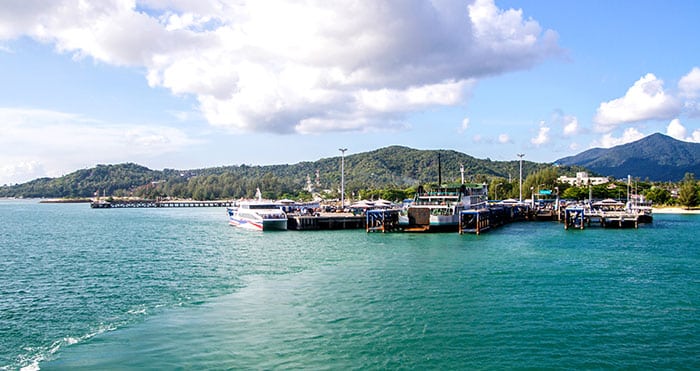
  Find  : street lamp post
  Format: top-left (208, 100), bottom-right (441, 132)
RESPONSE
top-left (339, 148), bottom-right (347, 211)
top-left (517, 153), bottom-right (525, 202)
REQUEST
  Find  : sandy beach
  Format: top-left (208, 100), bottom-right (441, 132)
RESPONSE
top-left (652, 207), bottom-right (700, 214)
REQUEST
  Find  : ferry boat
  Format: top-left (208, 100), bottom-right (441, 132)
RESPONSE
top-left (226, 189), bottom-right (287, 231)
top-left (399, 183), bottom-right (488, 232)
top-left (227, 201), bottom-right (287, 231)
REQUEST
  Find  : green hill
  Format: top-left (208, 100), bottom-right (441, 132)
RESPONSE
top-left (0, 146), bottom-right (572, 200)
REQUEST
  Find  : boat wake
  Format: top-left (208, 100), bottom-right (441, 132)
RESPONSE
top-left (7, 304), bottom-right (153, 371)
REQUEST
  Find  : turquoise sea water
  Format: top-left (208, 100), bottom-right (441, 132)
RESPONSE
top-left (1, 200), bottom-right (698, 370)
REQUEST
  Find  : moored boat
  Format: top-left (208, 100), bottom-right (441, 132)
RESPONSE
top-left (627, 197), bottom-right (653, 224)
top-left (227, 201), bottom-right (287, 231)
top-left (399, 183), bottom-right (488, 232)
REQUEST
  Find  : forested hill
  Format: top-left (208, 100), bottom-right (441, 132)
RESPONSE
top-left (556, 133), bottom-right (700, 181)
top-left (0, 146), bottom-right (570, 199)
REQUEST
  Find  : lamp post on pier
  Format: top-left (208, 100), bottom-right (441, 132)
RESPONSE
top-left (517, 153), bottom-right (525, 202)
top-left (339, 148), bottom-right (347, 211)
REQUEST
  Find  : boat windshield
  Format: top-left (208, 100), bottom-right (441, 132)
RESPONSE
top-left (244, 204), bottom-right (281, 210)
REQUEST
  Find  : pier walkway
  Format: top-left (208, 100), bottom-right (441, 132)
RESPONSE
top-left (91, 199), bottom-right (233, 208)
top-left (563, 207), bottom-right (642, 230)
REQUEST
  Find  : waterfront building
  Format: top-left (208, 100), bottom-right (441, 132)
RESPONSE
top-left (557, 172), bottom-right (609, 187)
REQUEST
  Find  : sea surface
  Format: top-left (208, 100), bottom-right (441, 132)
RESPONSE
top-left (1, 200), bottom-right (698, 370)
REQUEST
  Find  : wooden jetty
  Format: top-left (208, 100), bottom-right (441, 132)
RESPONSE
top-left (287, 214), bottom-right (365, 230)
top-left (91, 199), bottom-right (233, 208)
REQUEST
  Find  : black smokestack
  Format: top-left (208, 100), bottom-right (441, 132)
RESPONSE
top-left (438, 152), bottom-right (442, 187)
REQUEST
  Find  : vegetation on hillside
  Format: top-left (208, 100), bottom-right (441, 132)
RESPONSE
top-left (1, 147), bottom-right (584, 201)
top-left (5, 146), bottom-right (696, 206)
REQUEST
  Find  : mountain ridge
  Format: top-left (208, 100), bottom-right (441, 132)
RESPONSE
top-left (556, 133), bottom-right (700, 181)
top-left (0, 146), bottom-right (565, 199)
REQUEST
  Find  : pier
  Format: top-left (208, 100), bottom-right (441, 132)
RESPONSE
top-left (91, 199), bottom-right (233, 208)
top-left (459, 203), bottom-right (529, 234)
top-left (562, 199), bottom-right (646, 230)
top-left (586, 209), bottom-right (640, 229)
top-left (287, 214), bottom-right (365, 230)
top-left (563, 208), bottom-right (640, 229)
top-left (90, 197), bottom-right (650, 234)
top-left (459, 208), bottom-right (491, 234)
top-left (563, 207), bottom-right (586, 230)
top-left (366, 209), bottom-right (401, 233)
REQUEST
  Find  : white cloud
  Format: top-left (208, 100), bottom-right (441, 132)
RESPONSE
top-left (666, 118), bottom-right (700, 143)
top-left (459, 117), bottom-right (470, 133)
top-left (498, 133), bottom-right (511, 143)
top-left (530, 121), bottom-right (550, 146)
top-left (0, 0), bottom-right (561, 134)
top-left (666, 118), bottom-right (687, 140)
top-left (592, 127), bottom-right (645, 148)
top-left (593, 73), bottom-right (681, 131)
top-left (0, 161), bottom-right (46, 186)
top-left (562, 115), bottom-right (580, 136)
top-left (679, 67), bottom-right (700, 98)
top-left (679, 67), bottom-right (700, 117)
top-left (0, 107), bottom-right (197, 184)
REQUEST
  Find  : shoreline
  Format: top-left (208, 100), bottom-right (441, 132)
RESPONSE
top-left (652, 207), bottom-right (700, 214)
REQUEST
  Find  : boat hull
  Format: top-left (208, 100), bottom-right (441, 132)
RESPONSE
top-left (398, 212), bottom-right (460, 232)
top-left (227, 207), bottom-right (287, 231)
top-left (228, 217), bottom-right (287, 231)
top-left (637, 214), bottom-right (653, 224)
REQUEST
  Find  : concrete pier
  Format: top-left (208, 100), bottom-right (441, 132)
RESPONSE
top-left (366, 209), bottom-right (401, 233)
top-left (287, 214), bottom-right (365, 230)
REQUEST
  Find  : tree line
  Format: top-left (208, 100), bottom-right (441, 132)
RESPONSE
top-left (2, 148), bottom-right (697, 209)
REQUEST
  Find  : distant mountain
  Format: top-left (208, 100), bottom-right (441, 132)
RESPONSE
top-left (556, 133), bottom-right (700, 181)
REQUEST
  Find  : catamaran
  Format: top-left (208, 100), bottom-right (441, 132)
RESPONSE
top-left (227, 188), bottom-right (287, 231)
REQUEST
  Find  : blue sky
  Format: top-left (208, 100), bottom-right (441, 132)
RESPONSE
top-left (1, 0), bottom-right (699, 185)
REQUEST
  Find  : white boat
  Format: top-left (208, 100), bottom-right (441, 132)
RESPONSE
top-left (227, 201), bottom-right (287, 231)
top-left (627, 199), bottom-right (653, 223)
top-left (399, 183), bottom-right (488, 232)
top-left (227, 189), bottom-right (287, 231)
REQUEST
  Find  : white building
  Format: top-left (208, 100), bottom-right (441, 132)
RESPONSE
top-left (557, 172), bottom-right (609, 186)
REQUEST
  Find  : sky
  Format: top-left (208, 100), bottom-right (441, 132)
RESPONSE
top-left (1, 0), bottom-right (699, 185)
